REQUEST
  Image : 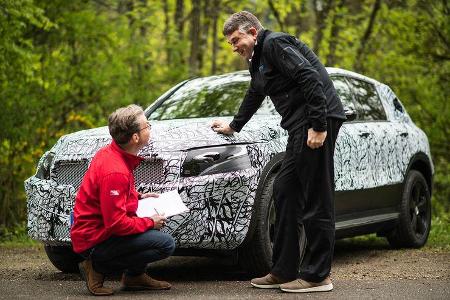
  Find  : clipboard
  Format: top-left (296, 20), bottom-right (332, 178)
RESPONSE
top-left (136, 190), bottom-right (189, 218)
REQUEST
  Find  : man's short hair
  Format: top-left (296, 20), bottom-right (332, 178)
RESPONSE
top-left (223, 11), bottom-right (263, 36)
top-left (108, 104), bottom-right (145, 145)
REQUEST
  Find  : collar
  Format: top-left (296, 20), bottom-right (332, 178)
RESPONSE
top-left (256, 29), bottom-right (271, 50)
top-left (111, 140), bottom-right (144, 170)
top-left (249, 40), bottom-right (257, 62)
top-left (249, 29), bottom-right (271, 70)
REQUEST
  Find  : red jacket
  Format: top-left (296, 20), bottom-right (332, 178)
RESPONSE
top-left (70, 141), bottom-right (154, 253)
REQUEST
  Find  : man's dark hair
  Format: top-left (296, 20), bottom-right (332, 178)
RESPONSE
top-left (108, 104), bottom-right (144, 145)
top-left (223, 11), bottom-right (263, 36)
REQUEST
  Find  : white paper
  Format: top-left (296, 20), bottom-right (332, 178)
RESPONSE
top-left (136, 190), bottom-right (189, 218)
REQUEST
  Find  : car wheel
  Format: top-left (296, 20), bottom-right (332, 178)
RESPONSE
top-left (44, 245), bottom-right (83, 273)
top-left (238, 172), bottom-right (306, 276)
top-left (387, 170), bottom-right (431, 248)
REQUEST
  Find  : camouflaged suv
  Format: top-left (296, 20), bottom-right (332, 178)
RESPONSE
top-left (25, 68), bottom-right (433, 274)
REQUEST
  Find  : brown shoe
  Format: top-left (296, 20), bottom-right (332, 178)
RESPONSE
top-left (280, 276), bottom-right (333, 293)
top-left (250, 273), bottom-right (287, 289)
top-left (121, 273), bottom-right (171, 291)
top-left (78, 260), bottom-right (114, 296)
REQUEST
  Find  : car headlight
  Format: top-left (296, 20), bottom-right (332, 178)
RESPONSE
top-left (182, 145), bottom-right (252, 177)
top-left (35, 151), bottom-right (55, 180)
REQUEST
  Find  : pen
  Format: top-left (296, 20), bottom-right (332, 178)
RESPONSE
top-left (154, 208), bottom-right (161, 215)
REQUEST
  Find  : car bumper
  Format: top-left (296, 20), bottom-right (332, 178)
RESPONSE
top-left (25, 176), bottom-right (75, 246)
top-left (24, 168), bottom-right (259, 249)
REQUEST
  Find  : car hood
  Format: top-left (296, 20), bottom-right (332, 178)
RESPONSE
top-left (51, 115), bottom-right (283, 160)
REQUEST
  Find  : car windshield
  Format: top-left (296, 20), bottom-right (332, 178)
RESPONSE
top-left (149, 72), bottom-right (276, 120)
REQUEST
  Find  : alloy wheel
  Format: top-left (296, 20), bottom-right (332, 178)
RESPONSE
top-left (408, 180), bottom-right (430, 238)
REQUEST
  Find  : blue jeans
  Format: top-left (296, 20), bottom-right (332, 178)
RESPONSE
top-left (83, 230), bottom-right (175, 276)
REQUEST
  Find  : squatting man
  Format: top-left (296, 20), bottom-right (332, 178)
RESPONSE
top-left (71, 105), bottom-right (175, 296)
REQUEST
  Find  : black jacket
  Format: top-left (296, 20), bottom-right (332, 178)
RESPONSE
top-left (229, 30), bottom-right (346, 134)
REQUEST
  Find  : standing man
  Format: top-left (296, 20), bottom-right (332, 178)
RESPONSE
top-left (71, 104), bottom-right (175, 296)
top-left (211, 11), bottom-right (346, 293)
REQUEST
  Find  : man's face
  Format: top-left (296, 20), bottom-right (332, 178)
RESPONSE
top-left (226, 27), bottom-right (258, 60)
top-left (136, 114), bottom-right (151, 149)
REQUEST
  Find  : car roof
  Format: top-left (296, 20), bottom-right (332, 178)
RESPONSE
top-left (326, 67), bottom-right (381, 85)
top-left (210, 68), bottom-right (381, 86)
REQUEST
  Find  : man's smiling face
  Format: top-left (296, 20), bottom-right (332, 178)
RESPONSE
top-left (226, 27), bottom-right (258, 60)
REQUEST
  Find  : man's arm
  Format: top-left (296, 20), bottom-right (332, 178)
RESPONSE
top-left (265, 39), bottom-right (328, 133)
top-left (99, 173), bottom-right (155, 235)
top-left (211, 81), bottom-right (265, 135)
top-left (229, 82), bottom-right (265, 132)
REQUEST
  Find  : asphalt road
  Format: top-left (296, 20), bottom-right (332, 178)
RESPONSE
top-left (0, 239), bottom-right (449, 299)
top-left (1, 277), bottom-right (449, 299)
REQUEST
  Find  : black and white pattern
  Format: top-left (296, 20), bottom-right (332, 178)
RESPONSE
top-left (24, 68), bottom-right (433, 249)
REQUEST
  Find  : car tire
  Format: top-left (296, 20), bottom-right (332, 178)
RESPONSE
top-left (44, 245), bottom-right (83, 273)
top-left (387, 170), bottom-right (431, 248)
top-left (238, 172), bottom-right (306, 276)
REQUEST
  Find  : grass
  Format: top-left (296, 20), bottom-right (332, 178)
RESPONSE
top-left (0, 223), bottom-right (38, 248)
top-left (426, 214), bottom-right (450, 250)
top-left (337, 213), bottom-right (450, 251)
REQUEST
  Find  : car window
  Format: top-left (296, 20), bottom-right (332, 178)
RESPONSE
top-left (331, 76), bottom-right (356, 110)
top-left (346, 78), bottom-right (387, 121)
top-left (256, 96), bottom-right (278, 116)
top-left (149, 74), bottom-right (276, 120)
top-left (149, 79), bottom-right (246, 120)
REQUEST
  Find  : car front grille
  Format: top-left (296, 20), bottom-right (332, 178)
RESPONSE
top-left (134, 159), bottom-right (164, 184)
top-left (53, 158), bottom-right (165, 190)
top-left (53, 160), bottom-right (89, 191)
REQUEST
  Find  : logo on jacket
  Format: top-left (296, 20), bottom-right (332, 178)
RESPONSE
top-left (259, 64), bottom-right (265, 73)
top-left (110, 190), bottom-right (120, 196)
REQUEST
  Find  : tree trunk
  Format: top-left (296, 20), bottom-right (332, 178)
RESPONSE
top-left (175, 0), bottom-right (185, 40)
top-left (139, 0), bottom-right (147, 38)
top-left (268, 0), bottom-right (285, 32)
top-left (198, 0), bottom-right (210, 72)
top-left (163, 0), bottom-right (172, 65)
top-left (189, 0), bottom-right (201, 76)
top-left (294, 2), bottom-right (304, 38)
top-left (312, 0), bottom-right (333, 56)
top-left (354, 0), bottom-right (382, 72)
top-left (211, 0), bottom-right (221, 74)
top-left (326, 0), bottom-right (346, 66)
top-left (125, 0), bottom-right (135, 28)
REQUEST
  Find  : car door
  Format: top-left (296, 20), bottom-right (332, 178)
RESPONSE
top-left (331, 76), bottom-right (371, 217)
top-left (345, 77), bottom-right (401, 214)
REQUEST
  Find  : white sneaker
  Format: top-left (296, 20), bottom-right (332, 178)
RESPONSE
top-left (280, 276), bottom-right (333, 293)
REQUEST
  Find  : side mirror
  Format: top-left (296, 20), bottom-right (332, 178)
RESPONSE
top-left (393, 98), bottom-right (404, 113)
top-left (344, 106), bottom-right (357, 121)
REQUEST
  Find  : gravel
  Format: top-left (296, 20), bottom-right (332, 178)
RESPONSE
top-left (0, 239), bottom-right (449, 299)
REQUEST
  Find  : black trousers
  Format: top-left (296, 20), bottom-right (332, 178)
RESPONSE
top-left (271, 118), bottom-right (342, 282)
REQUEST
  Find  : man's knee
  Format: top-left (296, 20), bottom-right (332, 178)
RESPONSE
top-left (161, 234), bottom-right (176, 257)
top-left (151, 231), bottom-right (175, 258)
top-left (140, 230), bottom-right (176, 257)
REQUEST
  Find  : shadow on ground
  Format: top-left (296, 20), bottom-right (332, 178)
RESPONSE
top-left (35, 236), bottom-right (394, 282)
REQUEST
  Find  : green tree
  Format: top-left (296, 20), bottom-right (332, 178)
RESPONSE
top-left (0, 0), bottom-right (448, 228)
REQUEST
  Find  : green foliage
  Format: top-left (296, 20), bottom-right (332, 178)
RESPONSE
top-left (0, 222), bottom-right (38, 247)
top-left (339, 214), bottom-right (450, 251)
top-left (0, 0), bottom-right (448, 229)
top-left (0, 0), bottom-right (52, 226)
top-left (427, 213), bottom-right (450, 250)
top-left (432, 158), bottom-right (450, 215)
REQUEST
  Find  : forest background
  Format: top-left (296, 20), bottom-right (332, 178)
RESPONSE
top-left (0, 0), bottom-right (448, 236)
